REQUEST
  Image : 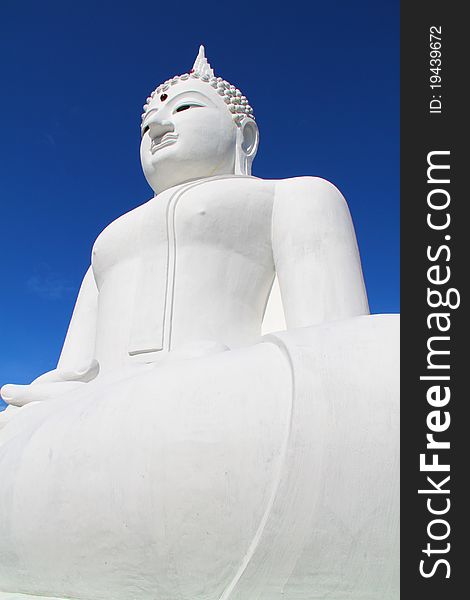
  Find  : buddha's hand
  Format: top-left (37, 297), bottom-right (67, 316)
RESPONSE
top-left (0, 381), bottom-right (86, 407)
top-left (0, 359), bottom-right (99, 408)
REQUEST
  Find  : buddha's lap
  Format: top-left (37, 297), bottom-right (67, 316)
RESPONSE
top-left (0, 317), bottom-right (400, 598)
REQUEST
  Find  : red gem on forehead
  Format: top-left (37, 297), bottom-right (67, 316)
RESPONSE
top-left (160, 93), bottom-right (168, 101)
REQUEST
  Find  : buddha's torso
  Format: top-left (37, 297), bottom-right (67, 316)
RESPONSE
top-left (91, 176), bottom-right (276, 372)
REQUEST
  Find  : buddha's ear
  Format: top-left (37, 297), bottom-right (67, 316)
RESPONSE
top-left (241, 118), bottom-right (259, 158)
top-left (235, 117), bottom-right (259, 175)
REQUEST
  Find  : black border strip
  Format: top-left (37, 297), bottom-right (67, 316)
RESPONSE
top-left (401, 3), bottom-right (466, 598)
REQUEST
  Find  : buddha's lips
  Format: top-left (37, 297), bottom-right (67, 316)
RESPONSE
top-left (150, 132), bottom-right (179, 153)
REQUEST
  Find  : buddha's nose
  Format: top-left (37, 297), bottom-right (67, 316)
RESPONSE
top-left (147, 115), bottom-right (174, 141)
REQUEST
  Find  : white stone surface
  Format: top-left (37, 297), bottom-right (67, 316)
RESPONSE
top-left (0, 47), bottom-right (399, 599)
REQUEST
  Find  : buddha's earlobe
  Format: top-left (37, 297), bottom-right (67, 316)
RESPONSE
top-left (235, 118), bottom-right (259, 176)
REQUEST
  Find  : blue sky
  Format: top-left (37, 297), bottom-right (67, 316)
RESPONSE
top-left (0, 0), bottom-right (399, 407)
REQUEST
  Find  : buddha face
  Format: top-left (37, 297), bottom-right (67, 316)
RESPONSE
top-left (140, 79), bottom-right (240, 195)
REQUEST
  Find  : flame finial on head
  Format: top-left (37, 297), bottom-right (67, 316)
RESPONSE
top-left (192, 45), bottom-right (214, 78)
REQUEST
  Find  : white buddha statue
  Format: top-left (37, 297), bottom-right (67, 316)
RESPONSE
top-left (0, 47), bottom-right (399, 600)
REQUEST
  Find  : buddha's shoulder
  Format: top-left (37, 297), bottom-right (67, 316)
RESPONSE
top-left (270, 176), bottom-right (349, 218)
top-left (275, 176), bottom-right (346, 200)
top-left (203, 176), bottom-right (349, 213)
top-left (93, 201), bottom-right (149, 246)
top-left (226, 175), bottom-right (346, 202)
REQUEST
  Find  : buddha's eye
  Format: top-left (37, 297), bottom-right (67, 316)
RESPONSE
top-left (174, 102), bottom-right (203, 114)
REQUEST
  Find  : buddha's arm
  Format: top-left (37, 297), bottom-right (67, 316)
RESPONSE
top-left (272, 177), bottom-right (369, 329)
top-left (0, 266), bottom-right (99, 407)
top-left (55, 265), bottom-right (98, 375)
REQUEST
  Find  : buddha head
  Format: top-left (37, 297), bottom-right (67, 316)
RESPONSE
top-left (140, 46), bottom-right (259, 195)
